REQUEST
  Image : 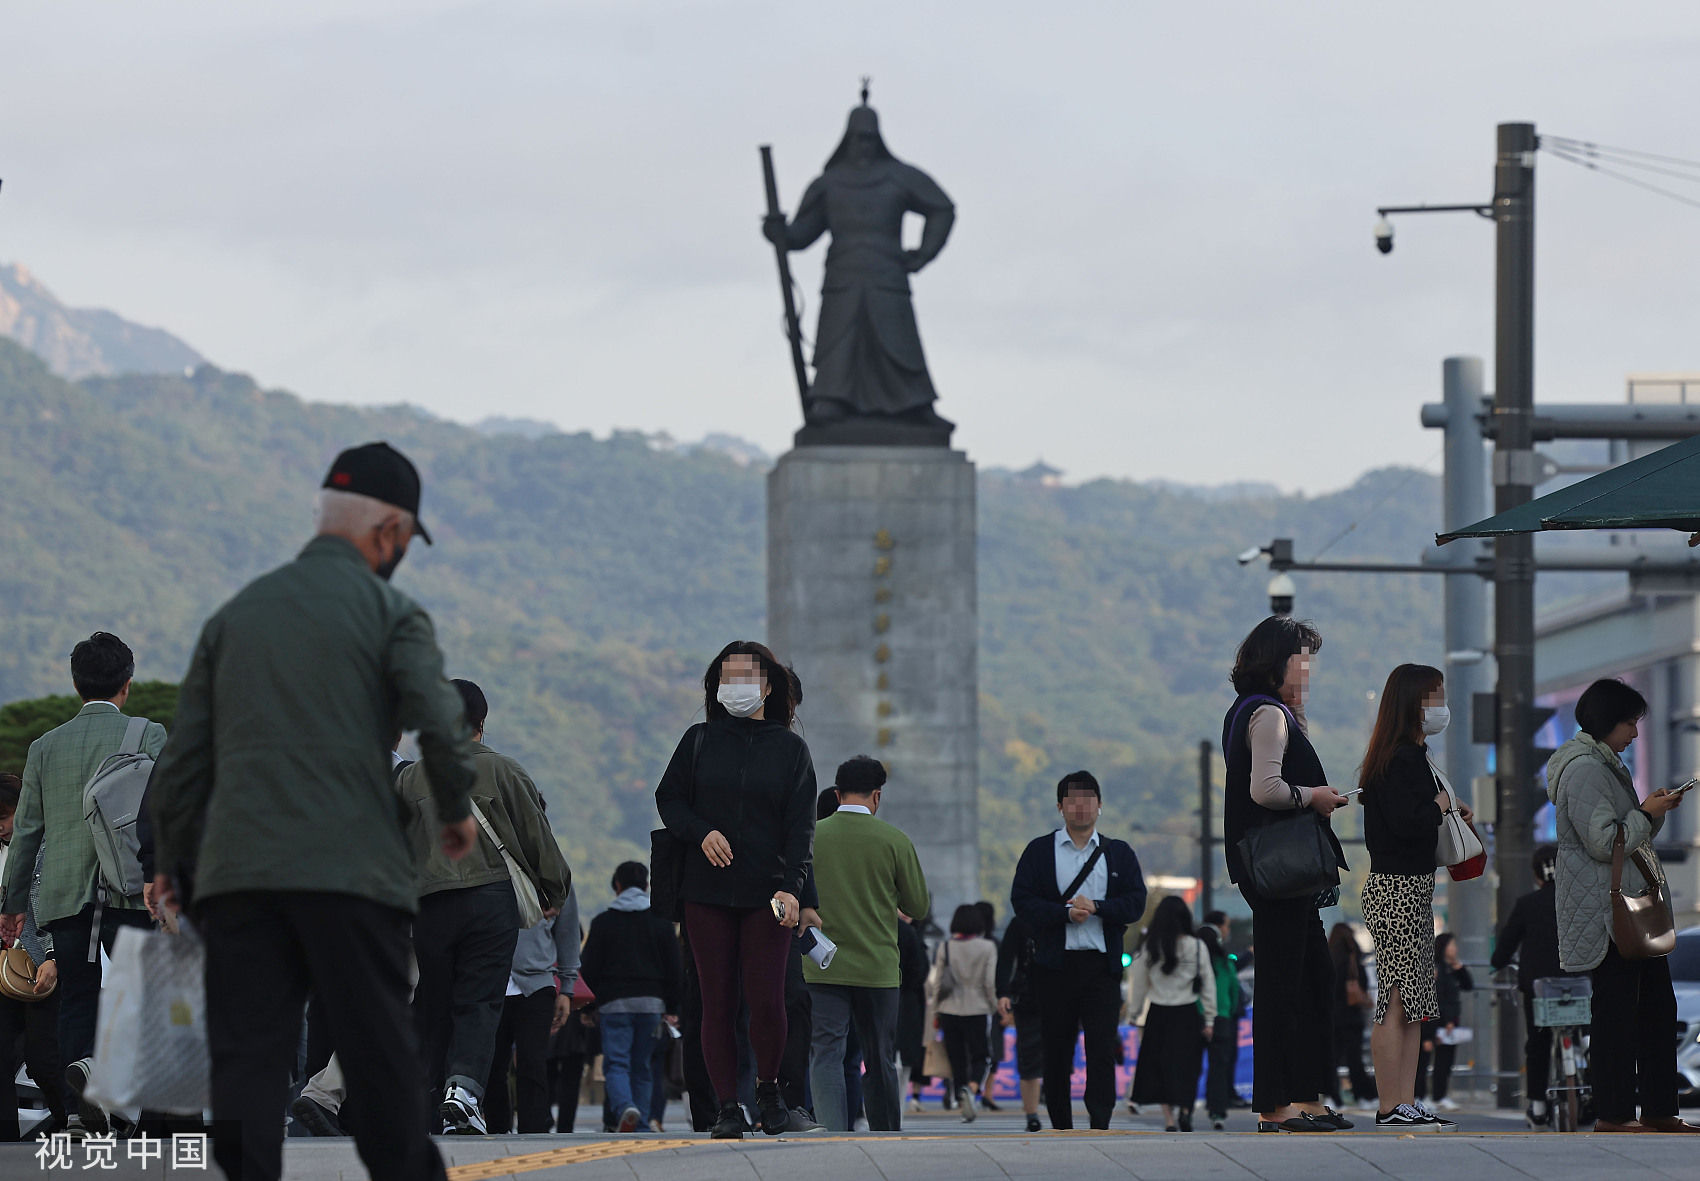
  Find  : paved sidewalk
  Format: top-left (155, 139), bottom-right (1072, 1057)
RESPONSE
top-left (262, 1124), bottom-right (1694, 1181)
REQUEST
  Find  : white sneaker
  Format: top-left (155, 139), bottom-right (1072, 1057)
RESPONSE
top-left (441, 1084), bottom-right (488, 1135)
top-left (1436, 1098), bottom-right (1460, 1113)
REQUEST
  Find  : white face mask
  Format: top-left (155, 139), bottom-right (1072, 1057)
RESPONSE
top-left (717, 681), bottom-right (765, 718)
top-left (1422, 704), bottom-right (1451, 736)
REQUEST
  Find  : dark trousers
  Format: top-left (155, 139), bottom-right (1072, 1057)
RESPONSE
top-left (199, 891), bottom-right (445, 1181)
top-left (1034, 951), bottom-right (1122, 1130)
top-left (1332, 1011), bottom-right (1375, 1104)
top-left (897, 990), bottom-right (926, 1086)
top-left (44, 903), bottom-right (152, 1070)
top-left (682, 902), bottom-right (791, 1103)
top-left (413, 881), bottom-right (520, 1103)
top-left (1204, 1015), bottom-right (1240, 1117)
top-left (1588, 939), bottom-right (1679, 1123)
top-left (1243, 888), bottom-right (1335, 1112)
top-left (781, 940), bottom-right (812, 1111)
top-left (940, 1013), bottom-right (989, 1097)
top-left (808, 984), bottom-right (900, 1130)
top-left (550, 1053), bottom-right (590, 1132)
top-left (1520, 996), bottom-right (1553, 1106)
top-left (482, 988), bottom-right (556, 1133)
top-left (1415, 1030), bottom-right (1455, 1102)
top-left (0, 992), bottom-right (67, 1140)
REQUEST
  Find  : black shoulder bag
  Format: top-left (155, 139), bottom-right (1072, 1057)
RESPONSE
top-left (1236, 783), bottom-right (1340, 901)
top-left (649, 726), bottom-right (706, 923)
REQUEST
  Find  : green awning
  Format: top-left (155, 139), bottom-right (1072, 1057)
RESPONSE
top-left (1436, 432), bottom-right (1700, 544)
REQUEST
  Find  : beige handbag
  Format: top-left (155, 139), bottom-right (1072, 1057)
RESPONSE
top-left (0, 945), bottom-right (51, 1002)
top-left (1610, 822), bottom-right (1675, 960)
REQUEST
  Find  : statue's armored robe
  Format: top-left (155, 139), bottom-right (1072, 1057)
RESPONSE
top-left (784, 161), bottom-right (954, 421)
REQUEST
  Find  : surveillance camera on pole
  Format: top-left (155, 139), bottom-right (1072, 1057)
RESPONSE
top-left (1373, 216), bottom-right (1394, 254)
top-left (1267, 572), bottom-right (1296, 616)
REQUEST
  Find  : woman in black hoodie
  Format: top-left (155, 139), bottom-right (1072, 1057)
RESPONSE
top-left (655, 641), bottom-right (817, 1139)
top-left (1358, 663), bottom-right (1470, 1128)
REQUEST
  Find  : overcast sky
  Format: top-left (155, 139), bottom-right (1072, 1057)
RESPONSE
top-left (6, 2), bottom-right (1700, 490)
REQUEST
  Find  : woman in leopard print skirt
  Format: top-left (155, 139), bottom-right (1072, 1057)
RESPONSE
top-left (1357, 664), bottom-right (1466, 1128)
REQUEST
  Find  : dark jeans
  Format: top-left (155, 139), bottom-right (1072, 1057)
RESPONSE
top-left (940, 1013), bottom-right (989, 1097)
top-left (483, 988), bottom-right (556, 1133)
top-left (1589, 939), bottom-right (1679, 1123)
top-left (1332, 1010), bottom-right (1375, 1104)
top-left (1205, 1015), bottom-right (1240, 1117)
top-left (199, 891), bottom-right (445, 1181)
top-left (413, 881), bottom-right (520, 1103)
top-left (44, 903), bottom-right (152, 1070)
top-left (1034, 951), bottom-right (1122, 1129)
top-left (1520, 996), bottom-right (1553, 1107)
top-left (808, 983), bottom-right (900, 1130)
top-left (683, 902), bottom-right (791, 1104)
top-left (0, 991), bottom-right (67, 1140)
top-left (1242, 886), bottom-right (1334, 1112)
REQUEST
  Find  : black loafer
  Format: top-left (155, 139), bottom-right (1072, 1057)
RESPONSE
top-left (1257, 1114), bottom-right (1336, 1133)
top-left (1313, 1107), bottom-right (1354, 1130)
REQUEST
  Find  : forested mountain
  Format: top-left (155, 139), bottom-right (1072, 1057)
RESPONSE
top-left (0, 334), bottom-right (1472, 905)
top-left (0, 263), bottom-right (204, 380)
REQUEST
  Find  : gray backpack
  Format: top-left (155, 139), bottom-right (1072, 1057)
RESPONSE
top-left (83, 716), bottom-right (153, 902)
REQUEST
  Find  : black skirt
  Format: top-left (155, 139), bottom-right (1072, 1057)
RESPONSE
top-left (1131, 1002), bottom-right (1206, 1105)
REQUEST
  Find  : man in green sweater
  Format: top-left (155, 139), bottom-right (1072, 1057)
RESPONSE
top-left (803, 756), bottom-right (929, 1131)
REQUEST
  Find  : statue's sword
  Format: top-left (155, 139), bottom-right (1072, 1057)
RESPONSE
top-left (760, 145), bottom-right (811, 411)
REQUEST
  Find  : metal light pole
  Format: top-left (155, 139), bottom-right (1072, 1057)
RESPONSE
top-left (1490, 121), bottom-right (1539, 1109)
top-left (1199, 740), bottom-right (1214, 919)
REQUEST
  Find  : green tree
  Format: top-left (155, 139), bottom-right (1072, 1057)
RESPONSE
top-left (0, 680), bottom-right (178, 771)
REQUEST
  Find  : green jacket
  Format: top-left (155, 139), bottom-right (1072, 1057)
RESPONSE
top-left (803, 809), bottom-right (930, 989)
top-left (1, 702), bottom-right (167, 925)
top-left (149, 535), bottom-right (478, 914)
top-left (399, 742), bottom-right (571, 908)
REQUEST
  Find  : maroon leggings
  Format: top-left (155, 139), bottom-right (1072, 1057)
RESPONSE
top-left (684, 901), bottom-right (792, 1103)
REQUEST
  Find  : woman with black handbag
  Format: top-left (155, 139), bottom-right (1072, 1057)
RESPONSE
top-left (1126, 896), bottom-right (1215, 1131)
top-left (1356, 663), bottom-right (1460, 1127)
top-left (654, 641), bottom-right (817, 1140)
top-left (1548, 678), bottom-right (1697, 1133)
top-left (1221, 616), bottom-right (1350, 1134)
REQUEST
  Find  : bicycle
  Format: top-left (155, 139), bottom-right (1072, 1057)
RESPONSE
top-left (1532, 975), bottom-right (1591, 1132)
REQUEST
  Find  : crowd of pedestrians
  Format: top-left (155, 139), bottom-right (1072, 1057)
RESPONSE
top-left (4, 443), bottom-right (1700, 1181)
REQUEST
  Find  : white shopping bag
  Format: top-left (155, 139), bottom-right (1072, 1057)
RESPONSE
top-left (83, 924), bottom-right (210, 1115)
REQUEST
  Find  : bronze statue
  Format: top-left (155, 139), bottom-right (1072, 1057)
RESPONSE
top-left (762, 85), bottom-right (956, 446)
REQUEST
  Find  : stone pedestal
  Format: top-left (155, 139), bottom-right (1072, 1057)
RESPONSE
top-left (767, 446), bottom-right (979, 923)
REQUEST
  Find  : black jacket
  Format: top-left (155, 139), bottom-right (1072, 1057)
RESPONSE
top-left (1362, 742), bottom-right (1443, 876)
top-left (995, 912), bottom-right (1037, 1007)
top-left (1434, 962), bottom-right (1473, 1026)
top-left (1010, 833), bottom-right (1147, 977)
top-left (1492, 884), bottom-right (1563, 992)
top-left (578, 904), bottom-right (684, 1012)
top-left (655, 717), bottom-right (816, 910)
top-left (897, 918), bottom-right (930, 995)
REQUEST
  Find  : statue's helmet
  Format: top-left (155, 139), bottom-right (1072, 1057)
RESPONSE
top-left (825, 102), bottom-right (894, 169)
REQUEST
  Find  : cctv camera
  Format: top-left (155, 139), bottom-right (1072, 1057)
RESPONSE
top-left (1267, 572), bottom-right (1296, 616)
top-left (1237, 546), bottom-right (1264, 566)
top-left (1373, 217), bottom-right (1394, 255)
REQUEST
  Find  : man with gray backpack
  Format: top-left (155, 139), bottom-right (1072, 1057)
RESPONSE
top-left (0, 631), bottom-right (166, 1137)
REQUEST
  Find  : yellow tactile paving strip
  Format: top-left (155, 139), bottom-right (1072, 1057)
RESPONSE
top-left (443, 1127), bottom-right (1663, 1178)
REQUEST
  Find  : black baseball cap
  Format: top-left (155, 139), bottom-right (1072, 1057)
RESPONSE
top-left (321, 442), bottom-right (433, 544)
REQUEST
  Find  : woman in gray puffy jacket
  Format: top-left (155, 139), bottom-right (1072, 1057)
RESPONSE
top-left (1547, 678), bottom-right (1696, 1134)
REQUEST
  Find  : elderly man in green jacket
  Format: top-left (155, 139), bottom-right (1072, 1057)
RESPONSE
top-left (149, 442), bottom-right (480, 1181)
top-left (398, 677), bottom-right (571, 1135)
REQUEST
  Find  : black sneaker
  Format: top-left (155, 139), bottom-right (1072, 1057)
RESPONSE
top-left (64, 1060), bottom-right (109, 1136)
top-left (1374, 1104), bottom-right (1426, 1127)
top-left (290, 1094), bottom-right (346, 1137)
top-left (755, 1080), bottom-right (786, 1136)
top-left (711, 1102), bottom-right (748, 1140)
top-left (1025, 1114), bottom-right (1043, 1133)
